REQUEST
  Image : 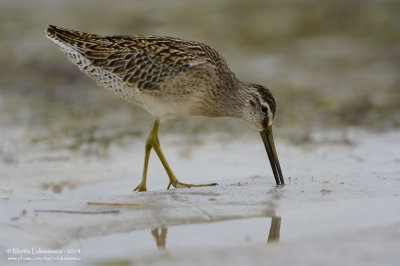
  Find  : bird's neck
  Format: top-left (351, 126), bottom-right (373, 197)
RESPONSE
top-left (214, 79), bottom-right (248, 118)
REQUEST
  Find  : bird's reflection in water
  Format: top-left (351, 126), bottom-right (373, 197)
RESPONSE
top-left (150, 216), bottom-right (281, 250)
top-left (267, 216), bottom-right (281, 243)
top-left (151, 227), bottom-right (168, 250)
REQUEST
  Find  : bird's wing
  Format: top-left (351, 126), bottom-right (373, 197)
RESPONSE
top-left (46, 25), bottom-right (217, 92)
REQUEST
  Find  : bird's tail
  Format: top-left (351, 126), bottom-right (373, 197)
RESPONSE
top-left (44, 25), bottom-right (131, 99)
top-left (45, 25), bottom-right (101, 51)
top-left (45, 25), bottom-right (98, 77)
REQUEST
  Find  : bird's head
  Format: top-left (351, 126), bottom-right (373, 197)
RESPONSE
top-left (240, 83), bottom-right (276, 130)
top-left (239, 83), bottom-right (284, 185)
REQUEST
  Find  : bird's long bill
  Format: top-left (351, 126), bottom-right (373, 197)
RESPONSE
top-left (260, 126), bottom-right (284, 185)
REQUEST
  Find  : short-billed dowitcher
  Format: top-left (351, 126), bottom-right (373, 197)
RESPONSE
top-left (45, 25), bottom-right (284, 191)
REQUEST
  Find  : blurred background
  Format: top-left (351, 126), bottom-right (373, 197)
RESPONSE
top-left (0, 0), bottom-right (399, 156)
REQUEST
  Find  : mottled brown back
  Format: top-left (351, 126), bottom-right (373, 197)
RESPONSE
top-left (45, 25), bottom-right (235, 94)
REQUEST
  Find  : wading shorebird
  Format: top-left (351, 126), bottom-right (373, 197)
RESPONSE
top-left (45, 25), bottom-right (284, 191)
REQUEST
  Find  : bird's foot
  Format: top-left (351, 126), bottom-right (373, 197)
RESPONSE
top-left (167, 180), bottom-right (218, 189)
top-left (133, 183), bottom-right (147, 192)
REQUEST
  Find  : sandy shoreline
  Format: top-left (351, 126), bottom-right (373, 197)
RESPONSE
top-left (1, 129), bottom-right (399, 265)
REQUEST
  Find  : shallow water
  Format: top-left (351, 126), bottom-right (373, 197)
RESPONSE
top-left (1, 129), bottom-right (399, 265)
top-left (67, 217), bottom-right (280, 261)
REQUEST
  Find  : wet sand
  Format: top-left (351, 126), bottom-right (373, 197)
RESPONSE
top-left (1, 129), bottom-right (399, 265)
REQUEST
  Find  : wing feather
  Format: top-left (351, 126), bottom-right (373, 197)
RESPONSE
top-left (46, 25), bottom-right (225, 93)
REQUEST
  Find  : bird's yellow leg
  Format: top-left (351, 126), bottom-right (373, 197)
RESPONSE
top-left (133, 123), bottom-right (156, 192)
top-left (136, 120), bottom-right (217, 190)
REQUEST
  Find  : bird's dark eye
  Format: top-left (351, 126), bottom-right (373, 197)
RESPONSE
top-left (261, 106), bottom-right (268, 114)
